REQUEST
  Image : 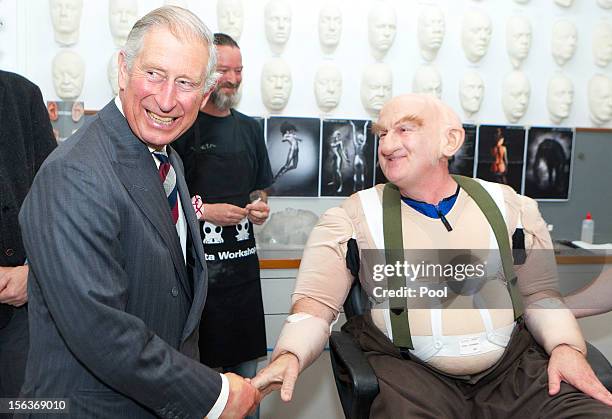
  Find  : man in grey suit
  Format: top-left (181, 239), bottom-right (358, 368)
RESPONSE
top-left (18, 6), bottom-right (259, 418)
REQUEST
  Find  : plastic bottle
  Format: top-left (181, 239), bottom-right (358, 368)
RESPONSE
top-left (580, 212), bottom-right (594, 244)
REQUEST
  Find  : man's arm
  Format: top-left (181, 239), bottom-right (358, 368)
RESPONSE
top-left (251, 206), bottom-right (356, 401)
top-left (200, 203), bottom-right (249, 226)
top-left (251, 297), bottom-right (335, 401)
top-left (246, 190), bottom-right (270, 225)
top-left (564, 268), bottom-right (612, 318)
top-left (0, 80), bottom-right (56, 307)
top-left (516, 194), bottom-right (612, 406)
top-left (0, 266), bottom-right (28, 306)
top-left (19, 160), bottom-right (225, 417)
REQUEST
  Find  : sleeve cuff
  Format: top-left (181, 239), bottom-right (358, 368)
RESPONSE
top-left (205, 373), bottom-right (229, 419)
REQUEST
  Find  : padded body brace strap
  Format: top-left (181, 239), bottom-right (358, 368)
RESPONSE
top-left (382, 176), bottom-right (524, 351)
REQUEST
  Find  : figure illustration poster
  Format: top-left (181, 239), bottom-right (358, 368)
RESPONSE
top-left (476, 125), bottom-right (526, 193)
top-left (524, 127), bottom-right (573, 201)
top-left (320, 119), bottom-right (375, 196)
top-left (266, 117), bottom-right (320, 197)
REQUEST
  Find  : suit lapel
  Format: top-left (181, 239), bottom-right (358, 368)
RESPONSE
top-left (169, 147), bottom-right (209, 343)
top-left (99, 103), bottom-right (190, 298)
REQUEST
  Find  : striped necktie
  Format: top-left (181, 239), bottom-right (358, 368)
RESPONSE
top-left (153, 151), bottom-right (179, 224)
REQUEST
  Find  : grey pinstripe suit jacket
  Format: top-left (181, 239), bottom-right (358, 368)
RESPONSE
top-left (18, 101), bottom-right (220, 418)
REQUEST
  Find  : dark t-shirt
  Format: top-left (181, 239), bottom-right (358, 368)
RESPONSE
top-left (172, 110), bottom-right (272, 365)
top-left (173, 109), bottom-right (273, 203)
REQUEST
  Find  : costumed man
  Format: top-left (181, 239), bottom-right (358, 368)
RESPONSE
top-left (173, 33), bottom-right (272, 419)
top-left (0, 71), bottom-right (56, 402)
top-left (18, 7), bottom-right (259, 418)
top-left (253, 94), bottom-right (612, 417)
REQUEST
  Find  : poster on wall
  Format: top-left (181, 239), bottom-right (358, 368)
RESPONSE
top-left (266, 117), bottom-right (320, 197)
top-left (47, 101), bottom-right (85, 143)
top-left (449, 124), bottom-right (478, 177)
top-left (476, 125), bottom-right (526, 193)
top-left (523, 127), bottom-right (574, 201)
top-left (320, 119), bottom-right (375, 197)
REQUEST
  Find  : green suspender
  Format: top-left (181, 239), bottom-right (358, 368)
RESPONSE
top-left (382, 183), bottom-right (413, 349)
top-left (450, 175), bottom-right (524, 320)
top-left (381, 177), bottom-right (523, 351)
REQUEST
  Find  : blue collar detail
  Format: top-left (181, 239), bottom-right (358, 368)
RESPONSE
top-left (401, 186), bottom-right (460, 219)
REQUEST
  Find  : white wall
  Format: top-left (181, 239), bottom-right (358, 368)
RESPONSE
top-left (1, 0), bottom-right (611, 127)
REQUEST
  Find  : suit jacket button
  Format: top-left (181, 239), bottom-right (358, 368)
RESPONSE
top-left (4, 248), bottom-right (15, 257)
top-left (171, 287), bottom-right (179, 297)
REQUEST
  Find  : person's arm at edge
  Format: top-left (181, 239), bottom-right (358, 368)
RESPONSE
top-left (515, 194), bottom-right (612, 406)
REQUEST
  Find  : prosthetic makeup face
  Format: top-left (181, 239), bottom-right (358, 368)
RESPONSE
top-left (217, 0), bottom-right (244, 42)
top-left (501, 71), bottom-right (530, 123)
top-left (360, 63), bottom-right (392, 116)
top-left (314, 63), bottom-right (342, 113)
top-left (368, 2), bottom-right (397, 60)
top-left (375, 94), bottom-right (463, 192)
top-left (554, 0), bottom-right (574, 7)
top-left (261, 58), bottom-right (292, 112)
top-left (49, 0), bottom-right (83, 46)
top-left (461, 10), bottom-right (492, 63)
top-left (109, 0), bottom-right (138, 47)
top-left (551, 20), bottom-right (577, 66)
top-left (417, 5), bottom-right (445, 62)
top-left (459, 70), bottom-right (484, 118)
top-left (506, 16), bottom-right (531, 69)
top-left (546, 74), bottom-right (573, 125)
top-left (52, 50), bottom-right (85, 100)
top-left (107, 50), bottom-right (120, 96)
top-left (412, 65), bottom-right (442, 99)
top-left (593, 21), bottom-right (612, 68)
top-left (588, 74), bottom-right (612, 125)
top-left (318, 3), bottom-right (342, 54)
top-left (265, 0), bottom-right (291, 54)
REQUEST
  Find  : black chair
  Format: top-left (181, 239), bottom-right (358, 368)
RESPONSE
top-left (329, 281), bottom-right (612, 419)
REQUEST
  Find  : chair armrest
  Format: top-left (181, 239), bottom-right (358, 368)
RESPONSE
top-left (586, 341), bottom-right (612, 392)
top-left (329, 331), bottom-right (379, 419)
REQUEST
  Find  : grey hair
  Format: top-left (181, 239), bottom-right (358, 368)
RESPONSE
top-left (123, 6), bottom-right (219, 93)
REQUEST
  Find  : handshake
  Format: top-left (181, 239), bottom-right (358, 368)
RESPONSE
top-left (219, 353), bottom-right (300, 419)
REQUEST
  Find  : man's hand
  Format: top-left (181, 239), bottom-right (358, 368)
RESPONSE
top-left (548, 344), bottom-right (612, 407)
top-left (202, 203), bottom-right (248, 226)
top-left (0, 265), bottom-right (29, 306)
top-left (220, 373), bottom-right (261, 419)
top-left (251, 353), bottom-right (300, 402)
top-left (245, 200), bottom-right (270, 225)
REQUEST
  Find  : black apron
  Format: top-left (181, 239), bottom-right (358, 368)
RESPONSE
top-left (188, 114), bottom-right (267, 367)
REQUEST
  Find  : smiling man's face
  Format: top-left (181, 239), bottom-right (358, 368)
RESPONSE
top-left (118, 26), bottom-right (210, 149)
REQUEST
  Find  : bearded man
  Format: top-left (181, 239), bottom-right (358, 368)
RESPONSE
top-left (173, 32), bottom-right (273, 419)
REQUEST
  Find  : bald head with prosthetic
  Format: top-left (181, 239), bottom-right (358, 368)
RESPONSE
top-left (373, 94), bottom-right (464, 200)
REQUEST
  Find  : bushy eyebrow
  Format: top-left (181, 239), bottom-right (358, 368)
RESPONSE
top-left (396, 114), bottom-right (424, 127)
top-left (371, 114), bottom-right (424, 136)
